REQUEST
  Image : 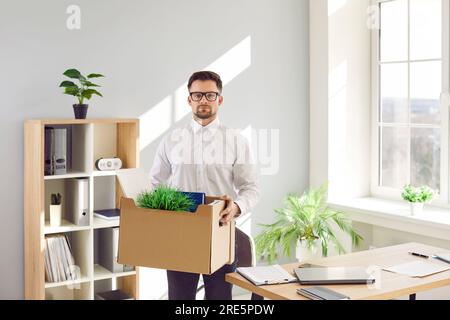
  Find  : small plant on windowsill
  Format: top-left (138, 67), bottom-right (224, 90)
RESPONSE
top-left (401, 185), bottom-right (435, 216)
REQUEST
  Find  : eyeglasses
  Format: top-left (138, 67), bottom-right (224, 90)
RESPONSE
top-left (189, 92), bottom-right (220, 102)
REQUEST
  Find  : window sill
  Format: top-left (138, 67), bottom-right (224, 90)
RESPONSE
top-left (328, 197), bottom-right (450, 241)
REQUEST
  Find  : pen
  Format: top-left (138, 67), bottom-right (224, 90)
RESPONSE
top-left (409, 252), bottom-right (429, 259)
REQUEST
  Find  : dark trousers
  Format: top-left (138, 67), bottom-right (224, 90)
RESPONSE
top-left (167, 262), bottom-right (236, 300)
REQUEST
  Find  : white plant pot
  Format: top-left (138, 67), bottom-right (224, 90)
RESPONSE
top-left (50, 205), bottom-right (62, 227)
top-left (410, 202), bottom-right (423, 216)
top-left (295, 239), bottom-right (322, 262)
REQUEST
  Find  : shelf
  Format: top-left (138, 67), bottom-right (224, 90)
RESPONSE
top-left (94, 264), bottom-right (136, 281)
top-left (92, 169), bottom-right (137, 177)
top-left (44, 275), bottom-right (91, 288)
top-left (93, 216), bottom-right (120, 229)
top-left (25, 118), bottom-right (139, 300)
top-left (45, 280), bottom-right (92, 300)
top-left (35, 119), bottom-right (139, 125)
top-left (44, 219), bottom-right (90, 234)
top-left (93, 170), bottom-right (117, 177)
top-left (44, 171), bottom-right (90, 180)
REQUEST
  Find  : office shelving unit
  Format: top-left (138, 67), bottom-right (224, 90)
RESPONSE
top-left (24, 119), bottom-right (140, 300)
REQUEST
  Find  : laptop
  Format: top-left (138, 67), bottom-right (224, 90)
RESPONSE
top-left (294, 267), bottom-right (376, 285)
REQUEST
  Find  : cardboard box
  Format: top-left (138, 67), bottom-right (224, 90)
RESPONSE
top-left (117, 196), bottom-right (235, 275)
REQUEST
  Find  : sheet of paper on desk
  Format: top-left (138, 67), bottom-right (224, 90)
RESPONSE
top-left (383, 261), bottom-right (450, 278)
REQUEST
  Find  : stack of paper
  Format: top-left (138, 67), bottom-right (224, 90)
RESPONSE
top-left (383, 261), bottom-right (450, 278)
top-left (44, 234), bottom-right (79, 283)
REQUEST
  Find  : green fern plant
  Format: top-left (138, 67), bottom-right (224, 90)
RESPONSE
top-left (136, 185), bottom-right (194, 212)
top-left (255, 184), bottom-right (363, 264)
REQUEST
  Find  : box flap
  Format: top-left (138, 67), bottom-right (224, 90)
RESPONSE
top-left (228, 221), bottom-right (236, 265)
top-left (208, 200), bottom-right (236, 274)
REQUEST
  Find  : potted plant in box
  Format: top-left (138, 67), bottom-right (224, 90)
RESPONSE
top-left (255, 184), bottom-right (363, 263)
top-left (59, 68), bottom-right (104, 119)
top-left (136, 186), bottom-right (194, 211)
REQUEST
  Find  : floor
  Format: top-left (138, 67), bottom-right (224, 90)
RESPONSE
top-left (233, 293), bottom-right (252, 300)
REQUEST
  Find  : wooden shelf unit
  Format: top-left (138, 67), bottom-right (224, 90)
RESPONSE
top-left (24, 119), bottom-right (140, 300)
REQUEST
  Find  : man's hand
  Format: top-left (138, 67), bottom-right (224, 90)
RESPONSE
top-left (219, 195), bottom-right (241, 225)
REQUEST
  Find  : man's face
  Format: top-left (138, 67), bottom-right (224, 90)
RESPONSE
top-left (188, 80), bottom-right (223, 120)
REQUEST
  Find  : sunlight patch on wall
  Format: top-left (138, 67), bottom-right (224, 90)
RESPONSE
top-left (328, 0), bottom-right (347, 17)
top-left (328, 61), bottom-right (348, 199)
top-left (141, 37), bottom-right (252, 150)
top-left (174, 36), bottom-right (252, 123)
top-left (139, 95), bottom-right (172, 151)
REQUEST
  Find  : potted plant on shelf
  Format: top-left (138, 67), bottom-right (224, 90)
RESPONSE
top-left (59, 68), bottom-right (104, 119)
top-left (401, 184), bottom-right (434, 216)
top-left (255, 184), bottom-right (363, 263)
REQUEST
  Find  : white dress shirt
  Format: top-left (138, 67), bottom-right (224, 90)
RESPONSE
top-left (149, 118), bottom-right (260, 216)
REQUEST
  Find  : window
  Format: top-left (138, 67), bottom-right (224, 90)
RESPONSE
top-left (372, 0), bottom-right (449, 203)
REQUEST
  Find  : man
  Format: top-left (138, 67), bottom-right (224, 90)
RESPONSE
top-left (149, 71), bottom-right (260, 300)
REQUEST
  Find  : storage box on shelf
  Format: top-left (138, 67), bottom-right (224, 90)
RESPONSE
top-left (24, 119), bottom-right (140, 300)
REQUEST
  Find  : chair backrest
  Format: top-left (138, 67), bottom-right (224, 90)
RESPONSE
top-left (235, 227), bottom-right (256, 268)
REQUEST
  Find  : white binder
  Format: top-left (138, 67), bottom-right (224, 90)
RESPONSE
top-left (98, 227), bottom-right (128, 273)
top-left (66, 178), bottom-right (89, 226)
top-left (53, 128), bottom-right (67, 175)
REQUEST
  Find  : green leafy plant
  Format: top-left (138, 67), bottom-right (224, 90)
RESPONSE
top-left (401, 185), bottom-right (434, 203)
top-left (51, 193), bottom-right (62, 205)
top-left (136, 186), bottom-right (194, 212)
top-left (255, 184), bottom-right (363, 264)
top-left (59, 68), bottom-right (104, 104)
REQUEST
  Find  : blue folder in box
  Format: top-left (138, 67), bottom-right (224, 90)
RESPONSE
top-left (180, 192), bottom-right (206, 213)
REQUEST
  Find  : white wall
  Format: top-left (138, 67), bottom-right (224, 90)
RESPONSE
top-left (309, 0), bottom-right (329, 189)
top-left (310, 0), bottom-right (371, 198)
top-left (327, 0), bottom-right (371, 199)
top-left (0, 0), bottom-right (309, 299)
top-left (309, 0), bottom-right (371, 258)
top-left (310, 0), bottom-right (450, 299)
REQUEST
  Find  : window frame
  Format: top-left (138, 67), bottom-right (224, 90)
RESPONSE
top-left (370, 0), bottom-right (450, 206)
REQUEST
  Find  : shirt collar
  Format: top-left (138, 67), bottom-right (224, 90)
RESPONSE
top-left (190, 117), bottom-right (220, 133)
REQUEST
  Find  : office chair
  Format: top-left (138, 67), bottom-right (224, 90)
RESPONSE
top-left (196, 227), bottom-right (263, 300)
top-left (235, 227), bottom-right (264, 300)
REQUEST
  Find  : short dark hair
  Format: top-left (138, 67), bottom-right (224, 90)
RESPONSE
top-left (187, 71), bottom-right (223, 94)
